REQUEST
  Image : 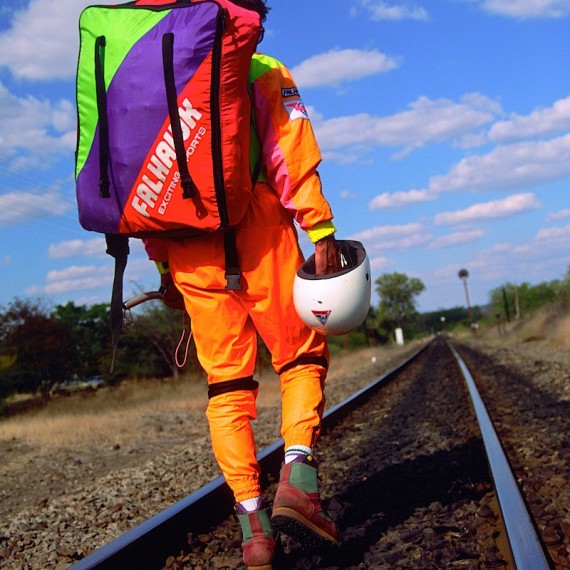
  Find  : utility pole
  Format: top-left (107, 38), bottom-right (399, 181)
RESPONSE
top-left (458, 268), bottom-right (475, 332)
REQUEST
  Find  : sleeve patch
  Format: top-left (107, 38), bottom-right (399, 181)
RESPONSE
top-left (283, 99), bottom-right (309, 121)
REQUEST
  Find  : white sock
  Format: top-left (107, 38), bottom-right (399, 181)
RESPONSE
top-left (238, 496), bottom-right (263, 512)
top-left (284, 445), bottom-right (312, 464)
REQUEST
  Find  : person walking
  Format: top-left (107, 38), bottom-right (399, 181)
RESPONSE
top-left (145, 2), bottom-right (341, 566)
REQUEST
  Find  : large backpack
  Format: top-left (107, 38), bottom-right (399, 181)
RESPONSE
top-left (75, 0), bottom-right (262, 364)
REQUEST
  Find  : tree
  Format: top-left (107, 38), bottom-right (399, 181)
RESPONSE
top-left (490, 280), bottom-right (559, 319)
top-left (0, 298), bottom-right (76, 396)
top-left (418, 305), bottom-right (484, 334)
top-left (112, 301), bottom-right (201, 380)
top-left (375, 272), bottom-right (425, 338)
top-left (54, 302), bottom-right (111, 376)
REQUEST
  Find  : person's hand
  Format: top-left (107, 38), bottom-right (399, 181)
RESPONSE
top-left (159, 272), bottom-right (185, 310)
top-left (314, 235), bottom-right (341, 276)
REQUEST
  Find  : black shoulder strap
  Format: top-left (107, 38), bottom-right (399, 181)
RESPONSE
top-left (221, 84), bottom-right (264, 292)
top-left (105, 234), bottom-right (130, 372)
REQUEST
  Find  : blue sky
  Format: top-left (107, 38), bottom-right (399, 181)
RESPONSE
top-left (0, 0), bottom-right (569, 314)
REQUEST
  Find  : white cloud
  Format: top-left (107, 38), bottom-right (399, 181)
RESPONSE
top-left (429, 133), bottom-right (570, 194)
top-left (350, 222), bottom-right (424, 241)
top-left (431, 221), bottom-right (570, 298)
top-left (535, 222), bottom-right (570, 242)
top-left (0, 82), bottom-right (76, 170)
top-left (372, 133), bottom-right (570, 209)
top-left (314, 93), bottom-right (500, 156)
top-left (369, 189), bottom-right (433, 210)
top-left (291, 49), bottom-right (399, 89)
top-left (370, 255), bottom-right (392, 271)
top-left (349, 222), bottom-right (429, 252)
top-left (429, 230), bottom-right (485, 249)
top-left (0, 0), bottom-right (106, 80)
top-left (48, 238), bottom-right (107, 259)
top-left (25, 251), bottom-right (153, 300)
top-left (547, 207), bottom-right (570, 222)
top-left (0, 187), bottom-right (71, 226)
top-left (480, 0), bottom-right (570, 18)
top-left (25, 264), bottom-right (112, 296)
top-left (434, 193), bottom-right (541, 226)
top-left (340, 189), bottom-right (359, 200)
top-left (355, 0), bottom-right (430, 21)
top-left (487, 96), bottom-right (570, 143)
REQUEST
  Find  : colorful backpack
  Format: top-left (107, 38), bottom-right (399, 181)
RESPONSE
top-left (75, 0), bottom-right (262, 364)
top-left (76, 0), bottom-right (261, 237)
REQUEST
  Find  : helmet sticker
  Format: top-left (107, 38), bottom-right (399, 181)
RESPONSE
top-left (311, 310), bottom-right (331, 325)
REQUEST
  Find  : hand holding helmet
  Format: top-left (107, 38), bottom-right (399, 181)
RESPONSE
top-left (160, 272), bottom-right (186, 311)
top-left (314, 234), bottom-right (341, 275)
top-left (294, 239), bottom-right (371, 336)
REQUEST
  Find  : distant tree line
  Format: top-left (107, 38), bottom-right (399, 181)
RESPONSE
top-left (0, 297), bottom-right (202, 402)
top-left (1, 268), bottom-right (569, 406)
top-left (489, 268), bottom-right (570, 321)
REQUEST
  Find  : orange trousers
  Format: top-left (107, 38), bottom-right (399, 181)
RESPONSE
top-left (165, 186), bottom-right (329, 501)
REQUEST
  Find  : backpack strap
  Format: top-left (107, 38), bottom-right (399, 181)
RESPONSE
top-left (162, 32), bottom-right (198, 199)
top-left (223, 228), bottom-right (241, 290)
top-left (221, 93), bottom-right (263, 291)
top-left (94, 36), bottom-right (110, 198)
top-left (105, 234), bottom-right (130, 372)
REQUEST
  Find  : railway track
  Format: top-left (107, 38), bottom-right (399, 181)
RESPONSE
top-left (69, 337), bottom-right (567, 569)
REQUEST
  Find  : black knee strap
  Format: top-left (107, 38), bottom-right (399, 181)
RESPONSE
top-left (277, 355), bottom-right (329, 376)
top-left (208, 376), bottom-right (259, 399)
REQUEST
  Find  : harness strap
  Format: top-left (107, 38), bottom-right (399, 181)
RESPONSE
top-left (105, 234), bottom-right (130, 373)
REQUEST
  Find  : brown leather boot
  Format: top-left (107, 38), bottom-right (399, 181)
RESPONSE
top-left (236, 501), bottom-right (276, 570)
top-left (271, 454), bottom-right (341, 549)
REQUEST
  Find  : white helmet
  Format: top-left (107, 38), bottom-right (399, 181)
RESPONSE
top-left (293, 240), bottom-right (371, 335)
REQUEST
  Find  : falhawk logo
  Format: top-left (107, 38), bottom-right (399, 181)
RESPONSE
top-left (282, 87), bottom-right (299, 98)
top-left (283, 99), bottom-right (309, 121)
top-left (312, 310), bottom-right (332, 326)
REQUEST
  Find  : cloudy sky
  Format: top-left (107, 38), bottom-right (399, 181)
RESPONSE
top-left (1, 0), bottom-right (569, 313)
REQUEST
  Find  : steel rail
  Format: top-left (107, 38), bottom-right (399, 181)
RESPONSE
top-left (448, 342), bottom-right (552, 570)
top-left (68, 342), bottom-right (429, 570)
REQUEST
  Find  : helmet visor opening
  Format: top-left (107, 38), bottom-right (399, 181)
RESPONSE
top-left (297, 240), bottom-right (367, 280)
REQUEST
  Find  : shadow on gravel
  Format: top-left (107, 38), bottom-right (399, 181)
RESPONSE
top-left (455, 342), bottom-right (570, 428)
top-left (286, 437), bottom-right (491, 569)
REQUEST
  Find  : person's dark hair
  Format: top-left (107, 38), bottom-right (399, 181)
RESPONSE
top-left (231, 0), bottom-right (269, 43)
top-left (231, 0), bottom-right (269, 23)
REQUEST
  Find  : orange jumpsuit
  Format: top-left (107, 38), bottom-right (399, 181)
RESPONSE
top-left (146, 53), bottom-right (336, 502)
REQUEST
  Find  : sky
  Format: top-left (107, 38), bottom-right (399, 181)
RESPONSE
top-left (0, 0), bottom-right (569, 314)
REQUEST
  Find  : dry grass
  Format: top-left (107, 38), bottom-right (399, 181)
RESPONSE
top-left (0, 364), bottom-right (288, 451)
top-left (479, 301), bottom-right (570, 348)
top-left (0, 346), bottom-right (387, 453)
top-left (0, 377), bottom-right (208, 450)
